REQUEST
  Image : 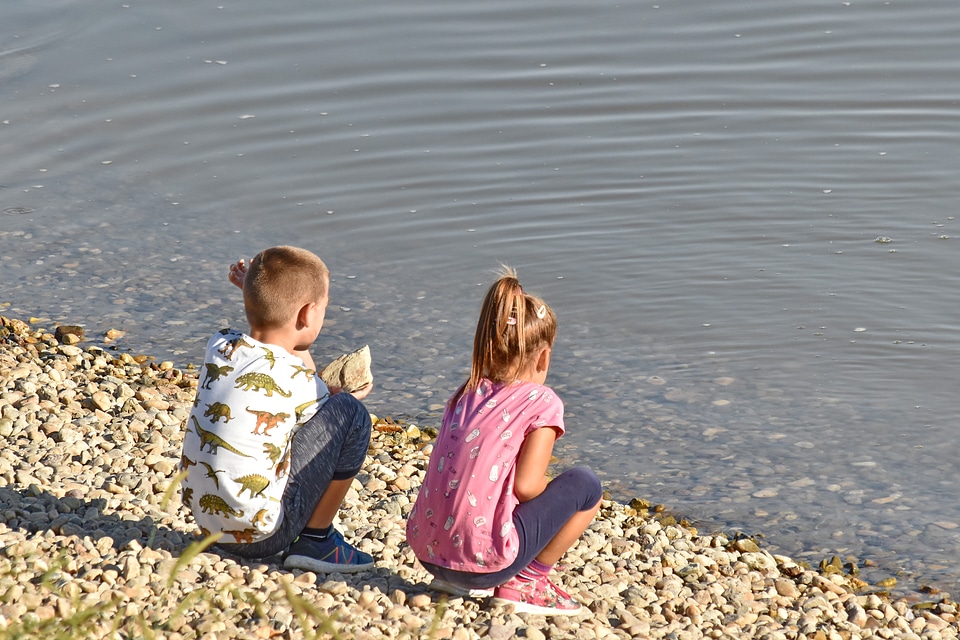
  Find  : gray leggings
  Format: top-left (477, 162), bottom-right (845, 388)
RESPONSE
top-left (420, 466), bottom-right (603, 589)
top-left (217, 392), bottom-right (371, 559)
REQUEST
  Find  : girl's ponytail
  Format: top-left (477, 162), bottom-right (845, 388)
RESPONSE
top-left (454, 266), bottom-right (557, 405)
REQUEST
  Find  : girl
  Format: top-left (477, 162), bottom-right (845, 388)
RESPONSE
top-left (406, 267), bottom-right (603, 615)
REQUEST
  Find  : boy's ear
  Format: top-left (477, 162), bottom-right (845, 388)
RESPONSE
top-left (296, 301), bottom-right (313, 329)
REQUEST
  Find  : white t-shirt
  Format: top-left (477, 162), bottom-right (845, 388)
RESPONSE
top-left (180, 330), bottom-right (329, 543)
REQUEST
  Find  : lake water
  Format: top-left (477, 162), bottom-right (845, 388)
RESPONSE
top-left (2, 0), bottom-right (960, 597)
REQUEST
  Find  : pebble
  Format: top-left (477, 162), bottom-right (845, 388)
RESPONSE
top-left (0, 314), bottom-right (958, 639)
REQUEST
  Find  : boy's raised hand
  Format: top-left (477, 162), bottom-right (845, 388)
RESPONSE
top-left (229, 258), bottom-right (248, 289)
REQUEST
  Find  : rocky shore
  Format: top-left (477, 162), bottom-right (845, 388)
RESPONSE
top-left (0, 315), bottom-right (958, 640)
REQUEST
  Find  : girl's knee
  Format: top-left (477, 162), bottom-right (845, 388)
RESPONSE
top-left (561, 466), bottom-right (603, 511)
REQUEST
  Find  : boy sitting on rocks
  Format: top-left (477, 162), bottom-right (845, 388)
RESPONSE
top-left (179, 246), bottom-right (375, 572)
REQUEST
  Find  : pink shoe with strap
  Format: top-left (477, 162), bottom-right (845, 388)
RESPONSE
top-left (492, 573), bottom-right (583, 615)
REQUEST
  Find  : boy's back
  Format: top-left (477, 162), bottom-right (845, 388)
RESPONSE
top-left (181, 329), bottom-right (329, 543)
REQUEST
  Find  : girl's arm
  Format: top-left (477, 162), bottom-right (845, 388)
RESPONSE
top-left (513, 426), bottom-right (561, 502)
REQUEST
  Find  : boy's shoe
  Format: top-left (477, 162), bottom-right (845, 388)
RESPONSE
top-left (492, 573), bottom-right (583, 615)
top-left (429, 578), bottom-right (495, 598)
top-left (283, 529), bottom-right (375, 573)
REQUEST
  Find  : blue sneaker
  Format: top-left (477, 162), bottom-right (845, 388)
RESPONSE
top-left (283, 529), bottom-right (375, 573)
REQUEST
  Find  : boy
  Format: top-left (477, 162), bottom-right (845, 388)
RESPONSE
top-left (179, 246), bottom-right (375, 572)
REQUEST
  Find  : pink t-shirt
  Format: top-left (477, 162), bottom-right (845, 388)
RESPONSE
top-left (406, 379), bottom-right (565, 573)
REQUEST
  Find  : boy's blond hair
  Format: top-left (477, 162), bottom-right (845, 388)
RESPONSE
top-left (242, 246), bottom-right (329, 330)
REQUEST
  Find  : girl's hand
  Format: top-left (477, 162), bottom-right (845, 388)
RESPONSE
top-left (513, 426), bottom-right (560, 502)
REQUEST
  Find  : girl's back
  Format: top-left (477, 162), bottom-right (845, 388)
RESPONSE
top-left (407, 268), bottom-right (601, 615)
top-left (407, 378), bottom-right (565, 572)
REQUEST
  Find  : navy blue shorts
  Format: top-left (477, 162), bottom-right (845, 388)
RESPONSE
top-left (420, 466), bottom-right (603, 589)
top-left (217, 392), bottom-right (371, 559)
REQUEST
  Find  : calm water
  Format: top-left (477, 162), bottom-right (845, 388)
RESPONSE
top-left (3, 0), bottom-right (960, 596)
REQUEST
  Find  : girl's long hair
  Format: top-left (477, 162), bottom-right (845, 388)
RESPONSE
top-left (452, 266), bottom-right (557, 406)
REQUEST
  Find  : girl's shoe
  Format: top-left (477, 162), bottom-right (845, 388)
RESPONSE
top-left (429, 578), bottom-right (495, 598)
top-left (492, 574), bottom-right (583, 615)
top-left (283, 529), bottom-right (374, 573)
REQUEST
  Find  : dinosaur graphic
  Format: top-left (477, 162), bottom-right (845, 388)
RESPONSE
top-left (261, 347), bottom-right (277, 369)
top-left (191, 416), bottom-right (254, 458)
top-left (182, 487), bottom-right (194, 509)
top-left (234, 372), bottom-right (291, 397)
top-left (199, 493), bottom-right (244, 518)
top-left (274, 446), bottom-right (292, 479)
top-left (200, 363), bottom-right (234, 389)
top-left (251, 509), bottom-right (269, 528)
top-left (246, 407), bottom-right (290, 435)
top-left (233, 474), bottom-right (270, 499)
top-left (219, 335), bottom-right (255, 360)
top-left (263, 434), bottom-right (293, 478)
top-left (294, 397), bottom-right (322, 421)
top-left (290, 364), bottom-right (315, 381)
top-left (263, 442), bottom-right (283, 467)
top-left (179, 453), bottom-right (197, 471)
top-left (198, 460), bottom-right (226, 490)
top-left (204, 402), bottom-right (234, 423)
top-left (223, 528), bottom-right (259, 544)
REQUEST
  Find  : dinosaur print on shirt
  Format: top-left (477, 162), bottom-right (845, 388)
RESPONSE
top-left (180, 330), bottom-right (329, 542)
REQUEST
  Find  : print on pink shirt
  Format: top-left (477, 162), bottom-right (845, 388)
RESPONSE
top-left (405, 379), bottom-right (565, 573)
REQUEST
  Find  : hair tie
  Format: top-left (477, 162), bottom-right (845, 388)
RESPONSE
top-left (536, 305), bottom-right (547, 319)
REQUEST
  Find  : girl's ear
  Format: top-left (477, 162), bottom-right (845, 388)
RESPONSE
top-left (536, 345), bottom-right (552, 373)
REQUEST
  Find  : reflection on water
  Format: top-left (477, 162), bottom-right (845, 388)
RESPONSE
top-left (2, 0), bottom-right (960, 595)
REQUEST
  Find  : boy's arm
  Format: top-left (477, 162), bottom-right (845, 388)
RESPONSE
top-left (294, 347), bottom-right (316, 371)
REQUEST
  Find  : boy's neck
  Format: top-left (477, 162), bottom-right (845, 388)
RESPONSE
top-left (247, 326), bottom-right (317, 370)
top-left (248, 326), bottom-right (302, 358)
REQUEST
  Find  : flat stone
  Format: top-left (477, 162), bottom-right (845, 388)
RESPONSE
top-left (320, 345), bottom-right (372, 393)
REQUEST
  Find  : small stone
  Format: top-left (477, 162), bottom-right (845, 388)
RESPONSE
top-left (846, 601), bottom-right (869, 627)
top-left (731, 538), bottom-right (760, 553)
top-left (486, 623), bottom-right (516, 640)
top-left (58, 344), bottom-right (84, 357)
top-left (408, 593), bottom-right (432, 608)
top-left (89, 391), bottom-right (114, 412)
top-left (357, 590), bottom-right (377, 608)
top-left (402, 614), bottom-right (425, 630)
top-left (775, 578), bottom-right (799, 598)
top-left (55, 325), bottom-right (85, 343)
